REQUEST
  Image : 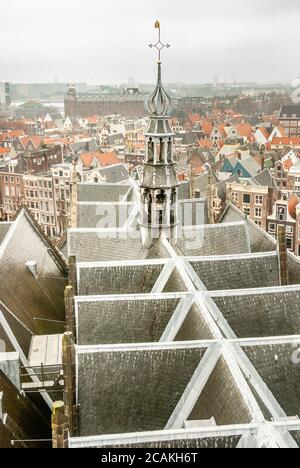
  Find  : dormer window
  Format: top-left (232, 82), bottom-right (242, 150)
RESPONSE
top-left (277, 206), bottom-right (286, 221)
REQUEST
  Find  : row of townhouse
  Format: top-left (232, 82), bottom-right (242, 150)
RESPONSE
top-left (0, 163), bottom-right (72, 238)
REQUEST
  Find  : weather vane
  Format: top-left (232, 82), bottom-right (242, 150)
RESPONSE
top-left (149, 21), bottom-right (170, 63)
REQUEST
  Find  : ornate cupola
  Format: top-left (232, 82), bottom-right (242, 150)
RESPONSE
top-left (140, 21), bottom-right (179, 248)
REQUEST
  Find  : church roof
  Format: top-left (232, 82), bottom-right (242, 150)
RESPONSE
top-left (77, 183), bottom-right (132, 203)
top-left (0, 208), bottom-right (67, 358)
top-left (66, 180), bottom-right (300, 448)
top-left (0, 365), bottom-right (50, 448)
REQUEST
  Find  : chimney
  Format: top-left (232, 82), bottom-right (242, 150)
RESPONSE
top-left (51, 401), bottom-right (68, 449)
top-left (277, 225), bottom-right (289, 286)
top-left (260, 151), bottom-right (265, 171)
top-left (62, 332), bottom-right (78, 437)
top-left (64, 286), bottom-right (76, 338)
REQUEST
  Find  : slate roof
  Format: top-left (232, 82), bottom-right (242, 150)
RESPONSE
top-left (107, 133), bottom-right (125, 146)
top-left (279, 104), bottom-right (300, 119)
top-left (178, 181), bottom-right (191, 200)
top-left (0, 223), bottom-right (12, 245)
top-left (250, 168), bottom-right (276, 188)
top-left (77, 183), bottom-right (131, 203)
top-left (77, 346), bottom-right (209, 436)
top-left (212, 286), bottom-right (300, 339)
top-left (69, 140), bottom-right (98, 154)
top-left (77, 202), bottom-right (137, 229)
top-left (60, 168), bottom-right (300, 447)
top-left (176, 222), bottom-right (250, 257)
top-left (214, 175), bottom-right (240, 201)
top-left (76, 296), bottom-right (181, 345)
top-left (0, 209), bottom-right (67, 357)
top-left (192, 172), bottom-right (219, 196)
top-left (0, 367), bottom-right (50, 448)
top-left (77, 262), bottom-right (165, 296)
top-left (243, 341), bottom-right (300, 418)
top-left (190, 252), bottom-right (280, 291)
top-left (98, 164), bottom-right (130, 183)
top-left (237, 157), bottom-right (261, 178)
top-left (219, 203), bottom-right (276, 253)
top-left (68, 231), bottom-right (147, 262)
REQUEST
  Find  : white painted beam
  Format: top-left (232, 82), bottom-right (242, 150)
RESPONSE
top-left (164, 344), bottom-right (222, 430)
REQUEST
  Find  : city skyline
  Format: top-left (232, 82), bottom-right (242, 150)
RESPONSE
top-left (1, 0), bottom-right (300, 84)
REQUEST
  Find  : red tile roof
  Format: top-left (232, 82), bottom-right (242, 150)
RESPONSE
top-left (80, 151), bottom-right (120, 168)
top-left (236, 123), bottom-right (253, 138)
top-left (201, 123), bottom-right (214, 136)
top-left (197, 139), bottom-right (212, 149)
top-left (0, 147), bottom-right (11, 155)
top-left (283, 158), bottom-right (294, 171)
top-left (188, 113), bottom-right (201, 125)
top-left (18, 136), bottom-right (43, 150)
top-left (288, 195), bottom-right (300, 219)
top-left (97, 151), bottom-right (120, 167)
top-left (86, 116), bottom-right (99, 124)
top-left (0, 130), bottom-right (25, 141)
top-left (272, 137), bottom-right (300, 146)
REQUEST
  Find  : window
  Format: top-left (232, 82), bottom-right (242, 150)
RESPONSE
top-left (286, 238), bottom-right (293, 250)
top-left (232, 192), bottom-right (238, 203)
top-left (243, 194), bottom-right (251, 204)
top-left (269, 223), bottom-right (276, 232)
top-left (255, 195), bottom-right (263, 205)
top-left (255, 208), bottom-right (262, 218)
top-left (277, 206), bottom-right (286, 221)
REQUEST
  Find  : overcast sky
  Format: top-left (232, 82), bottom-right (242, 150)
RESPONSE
top-left (1, 0), bottom-right (300, 85)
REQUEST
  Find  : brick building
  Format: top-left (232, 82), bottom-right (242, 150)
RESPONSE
top-left (287, 160), bottom-right (300, 195)
top-left (0, 170), bottom-right (24, 220)
top-left (0, 163), bottom-right (71, 238)
top-left (64, 86), bottom-right (146, 118)
top-left (278, 104), bottom-right (300, 136)
top-left (23, 173), bottom-right (56, 237)
top-left (227, 180), bottom-right (274, 230)
top-left (267, 195), bottom-right (300, 253)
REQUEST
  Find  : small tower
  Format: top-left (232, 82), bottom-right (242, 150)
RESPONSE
top-left (140, 22), bottom-right (179, 248)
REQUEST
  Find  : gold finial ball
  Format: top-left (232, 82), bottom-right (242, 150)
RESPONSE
top-left (155, 20), bottom-right (160, 29)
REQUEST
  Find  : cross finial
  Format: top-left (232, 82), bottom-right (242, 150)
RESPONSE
top-left (148, 21), bottom-right (170, 63)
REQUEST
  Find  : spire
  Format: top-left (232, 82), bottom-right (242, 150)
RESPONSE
top-left (139, 22), bottom-right (179, 248)
top-left (146, 21), bottom-right (173, 117)
top-left (146, 63), bottom-right (173, 117)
